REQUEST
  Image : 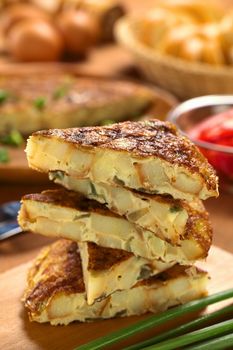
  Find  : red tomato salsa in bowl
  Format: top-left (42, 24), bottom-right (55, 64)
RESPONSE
top-left (168, 95), bottom-right (233, 183)
top-left (189, 108), bottom-right (233, 179)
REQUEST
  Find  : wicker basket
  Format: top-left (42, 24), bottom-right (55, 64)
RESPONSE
top-left (115, 17), bottom-right (233, 100)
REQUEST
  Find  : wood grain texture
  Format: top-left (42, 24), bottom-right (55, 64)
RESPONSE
top-left (0, 245), bottom-right (232, 350)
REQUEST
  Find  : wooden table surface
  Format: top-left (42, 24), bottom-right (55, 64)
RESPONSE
top-left (0, 0), bottom-right (232, 284)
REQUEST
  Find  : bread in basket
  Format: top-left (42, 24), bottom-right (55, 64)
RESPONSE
top-left (115, 0), bottom-right (233, 99)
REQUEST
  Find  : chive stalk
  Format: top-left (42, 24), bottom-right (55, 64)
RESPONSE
top-left (53, 86), bottom-right (68, 99)
top-left (75, 289), bottom-right (233, 350)
top-left (100, 119), bottom-right (115, 126)
top-left (124, 304), bottom-right (233, 350)
top-left (33, 97), bottom-right (46, 110)
top-left (141, 319), bottom-right (233, 350)
top-left (0, 147), bottom-right (9, 163)
top-left (184, 333), bottom-right (233, 350)
top-left (0, 130), bottom-right (23, 147)
top-left (0, 90), bottom-right (9, 104)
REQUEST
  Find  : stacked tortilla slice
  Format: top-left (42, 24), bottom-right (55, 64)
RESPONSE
top-left (19, 119), bottom-right (218, 325)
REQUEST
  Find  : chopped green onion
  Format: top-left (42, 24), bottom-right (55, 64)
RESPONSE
top-left (169, 205), bottom-right (181, 213)
top-left (51, 171), bottom-right (65, 181)
top-left (124, 304), bottom-right (233, 350)
top-left (90, 182), bottom-right (98, 197)
top-left (0, 129), bottom-right (23, 147)
top-left (75, 289), bottom-right (233, 350)
top-left (53, 86), bottom-right (68, 100)
top-left (33, 97), bottom-right (46, 110)
top-left (100, 119), bottom-right (115, 126)
top-left (141, 319), bottom-right (233, 350)
top-left (0, 90), bottom-right (9, 104)
top-left (184, 333), bottom-right (233, 350)
top-left (0, 147), bottom-right (9, 163)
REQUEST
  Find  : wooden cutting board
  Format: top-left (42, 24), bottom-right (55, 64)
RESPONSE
top-left (0, 245), bottom-right (233, 350)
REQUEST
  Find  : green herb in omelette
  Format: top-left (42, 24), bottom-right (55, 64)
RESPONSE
top-left (0, 90), bottom-right (9, 104)
top-left (53, 86), bottom-right (68, 100)
top-left (0, 147), bottom-right (9, 163)
top-left (100, 119), bottom-right (115, 126)
top-left (73, 214), bottom-right (90, 220)
top-left (0, 129), bottom-right (23, 147)
top-left (90, 182), bottom-right (98, 197)
top-left (52, 171), bottom-right (65, 181)
top-left (34, 97), bottom-right (46, 110)
top-left (170, 205), bottom-right (182, 213)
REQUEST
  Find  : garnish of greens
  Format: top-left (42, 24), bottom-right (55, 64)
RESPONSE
top-left (0, 129), bottom-right (23, 147)
top-left (53, 85), bottom-right (69, 100)
top-left (0, 90), bottom-right (9, 104)
top-left (169, 205), bottom-right (182, 213)
top-left (140, 319), bottom-right (233, 350)
top-left (75, 288), bottom-right (233, 350)
top-left (33, 97), bottom-right (46, 110)
top-left (0, 147), bottom-right (9, 163)
top-left (100, 119), bottom-right (115, 126)
top-left (0, 129), bottom-right (24, 163)
top-left (124, 304), bottom-right (233, 350)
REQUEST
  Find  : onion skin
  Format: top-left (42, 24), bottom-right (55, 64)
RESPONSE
top-left (7, 19), bottom-right (64, 62)
top-left (57, 9), bottom-right (100, 56)
top-left (0, 3), bottom-right (49, 34)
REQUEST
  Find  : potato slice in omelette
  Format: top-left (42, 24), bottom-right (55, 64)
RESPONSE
top-left (26, 120), bottom-right (218, 201)
top-left (50, 172), bottom-right (210, 245)
top-left (18, 189), bottom-right (212, 264)
top-left (79, 242), bottom-right (174, 305)
top-left (23, 239), bottom-right (208, 325)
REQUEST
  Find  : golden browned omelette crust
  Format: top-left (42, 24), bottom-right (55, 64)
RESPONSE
top-left (183, 204), bottom-right (212, 254)
top-left (22, 188), bottom-right (212, 253)
top-left (24, 239), bottom-right (207, 316)
top-left (138, 193), bottom-right (212, 251)
top-left (22, 189), bottom-right (117, 218)
top-left (24, 240), bottom-right (84, 315)
top-left (87, 242), bottom-right (132, 271)
top-left (34, 120), bottom-right (217, 192)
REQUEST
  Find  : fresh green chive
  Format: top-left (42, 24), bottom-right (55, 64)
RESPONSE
top-left (74, 289), bottom-right (233, 350)
top-left (53, 86), bottom-right (68, 100)
top-left (0, 147), bottom-right (9, 163)
top-left (33, 97), bottom-right (46, 110)
top-left (73, 214), bottom-right (90, 220)
top-left (113, 176), bottom-right (125, 186)
top-left (0, 129), bottom-right (23, 147)
top-left (141, 319), bottom-right (233, 350)
top-left (183, 333), bottom-right (233, 350)
top-left (51, 171), bottom-right (65, 181)
top-left (90, 182), bottom-right (98, 197)
top-left (124, 304), bottom-right (233, 350)
top-left (0, 90), bottom-right (9, 104)
top-left (100, 119), bottom-right (116, 126)
top-left (170, 205), bottom-right (181, 213)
